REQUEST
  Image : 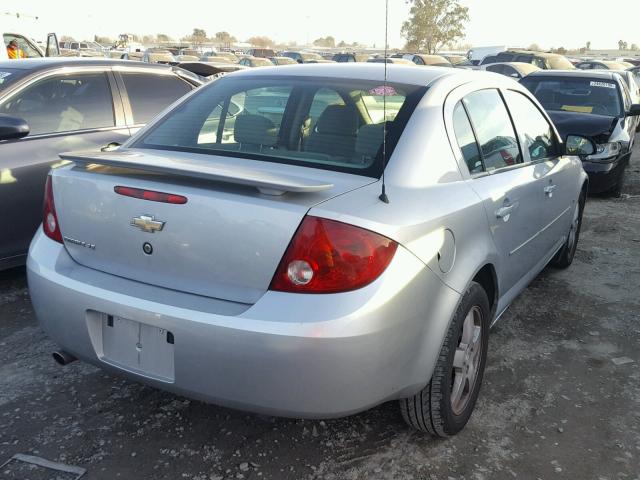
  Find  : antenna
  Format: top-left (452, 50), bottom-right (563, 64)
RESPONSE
top-left (378, 0), bottom-right (390, 204)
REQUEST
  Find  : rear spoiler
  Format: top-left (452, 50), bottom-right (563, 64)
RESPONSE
top-left (59, 150), bottom-right (334, 196)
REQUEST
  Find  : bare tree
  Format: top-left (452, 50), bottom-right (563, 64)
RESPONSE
top-left (402, 0), bottom-right (469, 54)
top-left (247, 36), bottom-right (275, 48)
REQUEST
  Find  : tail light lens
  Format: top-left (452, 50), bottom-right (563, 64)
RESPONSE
top-left (43, 175), bottom-right (63, 243)
top-left (270, 216), bottom-right (398, 294)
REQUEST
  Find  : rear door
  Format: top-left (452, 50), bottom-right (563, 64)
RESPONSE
top-left (448, 88), bottom-right (548, 295)
top-left (115, 69), bottom-right (195, 134)
top-left (0, 68), bottom-right (129, 263)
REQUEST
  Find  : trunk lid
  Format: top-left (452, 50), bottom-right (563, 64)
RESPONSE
top-left (53, 148), bottom-right (375, 304)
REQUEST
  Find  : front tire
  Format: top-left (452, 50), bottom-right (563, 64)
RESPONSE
top-left (400, 282), bottom-right (490, 436)
top-left (551, 190), bottom-right (585, 268)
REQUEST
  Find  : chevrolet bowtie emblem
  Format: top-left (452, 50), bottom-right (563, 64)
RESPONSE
top-left (131, 215), bottom-right (165, 233)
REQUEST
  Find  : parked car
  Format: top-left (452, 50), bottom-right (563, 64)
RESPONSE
top-left (246, 48), bottom-right (276, 58)
top-left (332, 53), bottom-right (370, 63)
top-left (482, 62), bottom-right (541, 79)
top-left (238, 56), bottom-right (273, 68)
top-left (0, 58), bottom-right (202, 270)
top-left (142, 49), bottom-right (176, 64)
top-left (630, 66), bottom-right (640, 84)
top-left (576, 60), bottom-right (633, 71)
top-left (403, 54), bottom-right (452, 67)
top-left (281, 51), bottom-right (322, 63)
top-left (615, 70), bottom-right (640, 104)
top-left (367, 57), bottom-right (415, 65)
top-left (484, 50), bottom-right (575, 70)
top-left (270, 56), bottom-right (298, 66)
top-left (2, 32), bottom-right (59, 60)
top-left (521, 70), bottom-right (640, 195)
top-left (442, 54), bottom-right (474, 68)
top-left (467, 45), bottom-right (507, 65)
top-left (61, 41), bottom-right (103, 57)
top-left (200, 55), bottom-right (232, 64)
top-left (28, 64), bottom-right (594, 437)
top-left (213, 51), bottom-right (238, 63)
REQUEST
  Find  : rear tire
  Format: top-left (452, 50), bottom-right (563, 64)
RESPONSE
top-left (400, 282), bottom-right (490, 436)
top-left (551, 190), bottom-right (585, 269)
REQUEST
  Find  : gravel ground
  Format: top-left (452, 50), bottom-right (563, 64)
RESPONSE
top-left (1, 145), bottom-right (639, 480)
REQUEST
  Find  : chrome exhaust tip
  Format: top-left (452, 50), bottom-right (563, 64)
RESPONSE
top-left (52, 350), bottom-right (77, 366)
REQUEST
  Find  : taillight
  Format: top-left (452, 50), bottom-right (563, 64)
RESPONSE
top-left (43, 175), bottom-right (63, 243)
top-left (114, 186), bottom-right (188, 204)
top-left (270, 216), bottom-right (398, 294)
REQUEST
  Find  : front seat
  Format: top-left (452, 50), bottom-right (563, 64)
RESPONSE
top-left (305, 105), bottom-right (360, 159)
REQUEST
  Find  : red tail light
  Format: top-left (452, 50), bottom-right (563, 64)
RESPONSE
top-left (270, 216), bottom-right (398, 294)
top-left (43, 175), bottom-right (63, 243)
top-left (500, 149), bottom-right (515, 165)
top-left (114, 186), bottom-right (188, 204)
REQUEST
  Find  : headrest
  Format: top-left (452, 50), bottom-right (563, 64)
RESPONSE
top-left (356, 123), bottom-right (386, 159)
top-left (234, 114), bottom-right (278, 146)
top-left (315, 105), bottom-right (359, 135)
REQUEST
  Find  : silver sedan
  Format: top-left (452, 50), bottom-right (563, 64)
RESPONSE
top-left (27, 64), bottom-right (594, 436)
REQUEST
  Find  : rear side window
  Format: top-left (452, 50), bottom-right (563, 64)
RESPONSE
top-left (0, 73), bottom-right (114, 135)
top-left (452, 102), bottom-right (483, 174)
top-left (485, 64), bottom-right (504, 75)
top-left (504, 90), bottom-right (557, 162)
top-left (121, 73), bottom-right (192, 124)
top-left (136, 77), bottom-right (426, 177)
top-left (463, 89), bottom-right (522, 171)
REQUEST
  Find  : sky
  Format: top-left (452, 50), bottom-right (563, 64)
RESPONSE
top-left (3, 0), bottom-right (639, 50)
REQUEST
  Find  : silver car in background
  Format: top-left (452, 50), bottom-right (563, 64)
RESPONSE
top-left (27, 65), bottom-right (594, 436)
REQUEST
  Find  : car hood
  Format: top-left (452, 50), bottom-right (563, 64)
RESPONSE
top-left (547, 110), bottom-right (618, 144)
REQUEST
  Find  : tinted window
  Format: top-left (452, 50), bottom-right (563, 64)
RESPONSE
top-left (521, 77), bottom-right (623, 117)
top-left (121, 73), bottom-right (192, 124)
top-left (531, 57), bottom-right (547, 69)
top-left (136, 77), bottom-right (426, 177)
top-left (463, 89), bottom-right (522, 171)
top-left (452, 102), bottom-right (483, 174)
top-left (504, 90), bottom-right (556, 162)
top-left (485, 64), bottom-right (504, 75)
top-left (0, 73), bottom-right (114, 135)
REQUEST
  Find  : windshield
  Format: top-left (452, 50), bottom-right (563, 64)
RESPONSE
top-left (135, 76), bottom-right (426, 177)
top-left (0, 68), bottom-right (28, 91)
top-left (521, 77), bottom-right (623, 117)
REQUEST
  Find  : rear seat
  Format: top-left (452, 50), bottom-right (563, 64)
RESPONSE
top-left (233, 114), bottom-right (278, 152)
top-left (305, 105), bottom-right (360, 159)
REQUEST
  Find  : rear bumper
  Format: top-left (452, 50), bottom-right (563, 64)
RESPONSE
top-left (27, 230), bottom-right (460, 418)
top-left (583, 153), bottom-right (629, 194)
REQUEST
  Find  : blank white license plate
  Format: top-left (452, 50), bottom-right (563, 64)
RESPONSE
top-left (101, 314), bottom-right (175, 382)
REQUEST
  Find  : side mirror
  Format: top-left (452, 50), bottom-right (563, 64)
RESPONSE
top-left (0, 114), bottom-right (29, 141)
top-left (101, 142), bottom-right (122, 152)
top-left (565, 134), bottom-right (596, 156)
top-left (626, 104), bottom-right (640, 116)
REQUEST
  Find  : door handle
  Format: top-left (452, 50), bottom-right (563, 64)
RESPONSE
top-left (544, 184), bottom-right (557, 197)
top-left (496, 204), bottom-right (516, 220)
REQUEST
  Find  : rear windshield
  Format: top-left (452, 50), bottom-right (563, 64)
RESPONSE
top-left (135, 76), bottom-right (426, 177)
top-left (521, 77), bottom-right (623, 117)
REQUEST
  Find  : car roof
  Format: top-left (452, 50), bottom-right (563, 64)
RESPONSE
top-left (525, 69), bottom-right (621, 80)
top-left (223, 63), bottom-right (459, 86)
top-left (0, 57), bottom-right (175, 72)
top-left (504, 50), bottom-right (564, 58)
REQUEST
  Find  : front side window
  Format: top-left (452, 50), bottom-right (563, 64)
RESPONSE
top-left (3, 34), bottom-right (42, 59)
top-left (531, 57), bottom-right (547, 69)
top-left (136, 77), bottom-right (426, 177)
top-left (452, 102), bottom-right (483, 174)
top-left (0, 73), bottom-right (114, 135)
top-left (462, 89), bottom-right (522, 171)
top-left (521, 77), bottom-right (623, 117)
top-left (121, 73), bottom-right (192, 124)
top-left (504, 90), bottom-right (557, 162)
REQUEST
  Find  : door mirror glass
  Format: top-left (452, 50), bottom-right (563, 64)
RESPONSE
top-left (565, 134), bottom-right (596, 156)
top-left (0, 114), bottom-right (29, 141)
top-left (627, 104), bottom-right (640, 116)
top-left (46, 33), bottom-right (60, 57)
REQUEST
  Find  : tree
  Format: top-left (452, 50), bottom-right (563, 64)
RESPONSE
top-left (247, 36), bottom-right (275, 48)
top-left (401, 0), bottom-right (469, 54)
top-left (190, 28), bottom-right (207, 47)
top-left (94, 35), bottom-right (114, 46)
top-left (313, 36), bottom-right (336, 48)
top-left (156, 33), bottom-right (173, 43)
top-left (214, 31), bottom-right (237, 45)
top-left (528, 43), bottom-right (541, 51)
top-left (142, 34), bottom-right (156, 45)
top-left (555, 46), bottom-right (567, 55)
top-left (586, 41), bottom-right (591, 50)
top-left (631, 43), bottom-right (639, 51)
top-left (337, 40), bottom-right (347, 48)
top-left (60, 35), bottom-right (74, 43)
top-left (618, 40), bottom-right (628, 50)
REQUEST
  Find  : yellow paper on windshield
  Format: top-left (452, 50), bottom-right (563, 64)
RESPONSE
top-left (561, 105), bottom-right (593, 114)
